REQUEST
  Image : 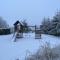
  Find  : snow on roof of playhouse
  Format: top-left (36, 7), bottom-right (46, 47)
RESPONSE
top-left (14, 20), bottom-right (23, 26)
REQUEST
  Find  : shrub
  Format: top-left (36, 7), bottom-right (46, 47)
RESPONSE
top-left (25, 42), bottom-right (60, 60)
top-left (0, 28), bottom-right (10, 35)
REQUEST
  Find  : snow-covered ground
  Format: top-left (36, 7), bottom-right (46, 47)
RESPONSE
top-left (0, 33), bottom-right (60, 60)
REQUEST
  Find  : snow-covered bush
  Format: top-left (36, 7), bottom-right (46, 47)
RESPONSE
top-left (25, 42), bottom-right (59, 60)
top-left (0, 28), bottom-right (10, 35)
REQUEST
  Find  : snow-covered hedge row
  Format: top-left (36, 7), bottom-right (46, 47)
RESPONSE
top-left (0, 28), bottom-right (10, 35)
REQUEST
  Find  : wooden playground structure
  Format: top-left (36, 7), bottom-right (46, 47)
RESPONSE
top-left (13, 21), bottom-right (41, 42)
top-left (27, 25), bottom-right (41, 39)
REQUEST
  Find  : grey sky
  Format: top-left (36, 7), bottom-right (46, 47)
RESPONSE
top-left (0, 0), bottom-right (60, 26)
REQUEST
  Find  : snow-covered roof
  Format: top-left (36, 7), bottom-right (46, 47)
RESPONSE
top-left (14, 20), bottom-right (23, 26)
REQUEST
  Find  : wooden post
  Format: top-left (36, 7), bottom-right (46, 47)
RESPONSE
top-left (35, 25), bottom-right (36, 39)
top-left (39, 25), bottom-right (41, 39)
top-left (35, 25), bottom-right (41, 39)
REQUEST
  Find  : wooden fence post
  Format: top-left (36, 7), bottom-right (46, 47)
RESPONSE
top-left (35, 25), bottom-right (41, 39)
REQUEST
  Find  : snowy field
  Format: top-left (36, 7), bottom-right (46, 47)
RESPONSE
top-left (0, 33), bottom-right (60, 60)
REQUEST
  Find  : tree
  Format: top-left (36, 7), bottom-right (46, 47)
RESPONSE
top-left (40, 17), bottom-right (51, 34)
top-left (22, 20), bottom-right (30, 32)
top-left (50, 11), bottom-right (60, 36)
top-left (0, 17), bottom-right (9, 28)
top-left (40, 11), bottom-right (60, 36)
top-left (0, 17), bottom-right (10, 35)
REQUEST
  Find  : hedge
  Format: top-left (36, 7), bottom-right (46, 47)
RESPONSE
top-left (0, 28), bottom-right (10, 35)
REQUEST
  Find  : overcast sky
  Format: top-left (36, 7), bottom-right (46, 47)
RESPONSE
top-left (0, 0), bottom-right (60, 26)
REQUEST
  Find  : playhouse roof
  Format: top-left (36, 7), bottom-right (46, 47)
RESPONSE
top-left (14, 20), bottom-right (20, 26)
top-left (14, 20), bottom-right (24, 26)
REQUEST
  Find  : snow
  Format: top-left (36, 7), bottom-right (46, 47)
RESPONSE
top-left (0, 33), bottom-right (60, 60)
